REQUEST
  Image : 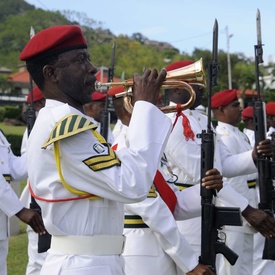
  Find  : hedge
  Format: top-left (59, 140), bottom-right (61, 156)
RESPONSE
top-left (0, 105), bottom-right (22, 122)
top-left (5, 134), bottom-right (23, 156)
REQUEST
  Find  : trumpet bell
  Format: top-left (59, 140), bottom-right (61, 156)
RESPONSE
top-left (165, 58), bottom-right (206, 87)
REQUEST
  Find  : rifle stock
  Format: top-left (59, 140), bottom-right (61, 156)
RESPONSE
top-left (199, 19), bottom-right (242, 271)
top-left (199, 127), bottom-right (242, 270)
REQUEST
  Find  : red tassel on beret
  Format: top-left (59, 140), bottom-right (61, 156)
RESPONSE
top-left (211, 89), bottom-right (238, 109)
top-left (20, 25), bottom-right (87, 62)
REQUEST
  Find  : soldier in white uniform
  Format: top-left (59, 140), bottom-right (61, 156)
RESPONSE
top-left (212, 89), bottom-right (275, 275)
top-left (242, 106), bottom-right (255, 147)
top-left (19, 25), bottom-right (172, 275)
top-left (0, 130), bottom-right (45, 275)
top-left (266, 102), bottom-right (275, 138)
top-left (108, 85), bottom-right (222, 275)
top-left (164, 60), bottom-right (275, 275)
top-left (20, 86), bottom-right (48, 275)
top-left (241, 103), bottom-right (275, 275)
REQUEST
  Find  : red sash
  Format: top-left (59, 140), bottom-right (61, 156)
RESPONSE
top-left (112, 144), bottom-right (177, 212)
top-left (154, 170), bottom-right (177, 213)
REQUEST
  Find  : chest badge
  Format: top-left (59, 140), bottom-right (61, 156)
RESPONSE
top-left (93, 143), bottom-right (105, 154)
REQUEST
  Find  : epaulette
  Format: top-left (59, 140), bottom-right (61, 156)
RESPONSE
top-left (42, 114), bottom-right (97, 149)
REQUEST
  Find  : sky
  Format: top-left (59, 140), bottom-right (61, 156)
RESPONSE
top-left (26, 0), bottom-right (275, 63)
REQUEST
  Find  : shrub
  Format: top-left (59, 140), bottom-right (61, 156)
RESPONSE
top-left (0, 107), bottom-right (5, 122)
top-left (5, 134), bottom-right (23, 156)
top-left (4, 106), bottom-right (22, 119)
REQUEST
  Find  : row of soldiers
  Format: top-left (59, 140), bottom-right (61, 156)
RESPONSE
top-left (1, 24), bottom-right (275, 275)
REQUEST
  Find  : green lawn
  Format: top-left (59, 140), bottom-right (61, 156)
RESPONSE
top-left (0, 122), bottom-right (26, 136)
top-left (7, 180), bottom-right (29, 274)
top-left (7, 224), bottom-right (28, 275)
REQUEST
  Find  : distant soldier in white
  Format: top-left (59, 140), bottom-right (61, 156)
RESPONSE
top-left (164, 59), bottom-right (275, 275)
top-left (0, 129), bottom-right (45, 275)
top-left (242, 106), bottom-right (255, 146)
top-left (20, 86), bottom-right (47, 275)
top-left (212, 89), bottom-right (274, 275)
top-left (266, 102), bottom-right (275, 138)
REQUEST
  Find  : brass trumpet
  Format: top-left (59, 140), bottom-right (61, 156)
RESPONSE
top-left (95, 58), bottom-right (205, 113)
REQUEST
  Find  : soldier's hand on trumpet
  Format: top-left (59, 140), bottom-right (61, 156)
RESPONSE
top-left (132, 68), bottom-right (167, 106)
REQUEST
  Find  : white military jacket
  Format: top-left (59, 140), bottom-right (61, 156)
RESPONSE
top-left (216, 121), bottom-right (258, 233)
top-left (114, 125), bottom-right (201, 274)
top-left (243, 128), bottom-right (255, 147)
top-left (267, 126), bottom-right (275, 138)
top-left (0, 131), bottom-right (27, 240)
top-left (27, 99), bottom-right (171, 274)
top-left (165, 106), bottom-right (259, 246)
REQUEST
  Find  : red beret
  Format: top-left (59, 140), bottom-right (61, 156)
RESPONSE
top-left (91, 91), bottom-right (106, 101)
top-left (211, 89), bottom-right (238, 109)
top-left (27, 86), bottom-right (44, 103)
top-left (166, 60), bottom-right (194, 72)
top-left (266, 102), bottom-right (275, 115)
top-left (242, 106), bottom-right (253, 120)
top-left (19, 25), bottom-right (87, 62)
top-left (107, 85), bottom-right (125, 97)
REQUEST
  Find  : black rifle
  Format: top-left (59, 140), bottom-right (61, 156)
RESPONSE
top-left (253, 9), bottom-right (275, 260)
top-left (272, 132), bottom-right (275, 182)
top-left (198, 19), bottom-right (242, 272)
top-left (27, 27), bottom-right (51, 253)
top-left (271, 132), bottom-right (275, 187)
top-left (100, 42), bottom-right (116, 141)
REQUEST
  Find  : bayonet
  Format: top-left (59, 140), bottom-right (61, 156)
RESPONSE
top-left (211, 19), bottom-right (218, 94)
top-left (256, 9), bottom-right (263, 64)
top-left (256, 9), bottom-right (262, 47)
top-left (109, 42), bottom-right (116, 82)
top-left (30, 26), bottom-right (35, 39)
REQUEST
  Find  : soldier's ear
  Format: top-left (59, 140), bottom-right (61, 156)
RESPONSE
top-left (43, 65), bottom-right (58, 83)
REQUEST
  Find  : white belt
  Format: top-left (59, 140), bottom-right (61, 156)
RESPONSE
top-left (50, 235), bottom-right (126, 255)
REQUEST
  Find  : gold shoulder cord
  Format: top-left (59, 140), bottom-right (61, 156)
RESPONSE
top-left (53, 140), bottom-right (101, 200)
